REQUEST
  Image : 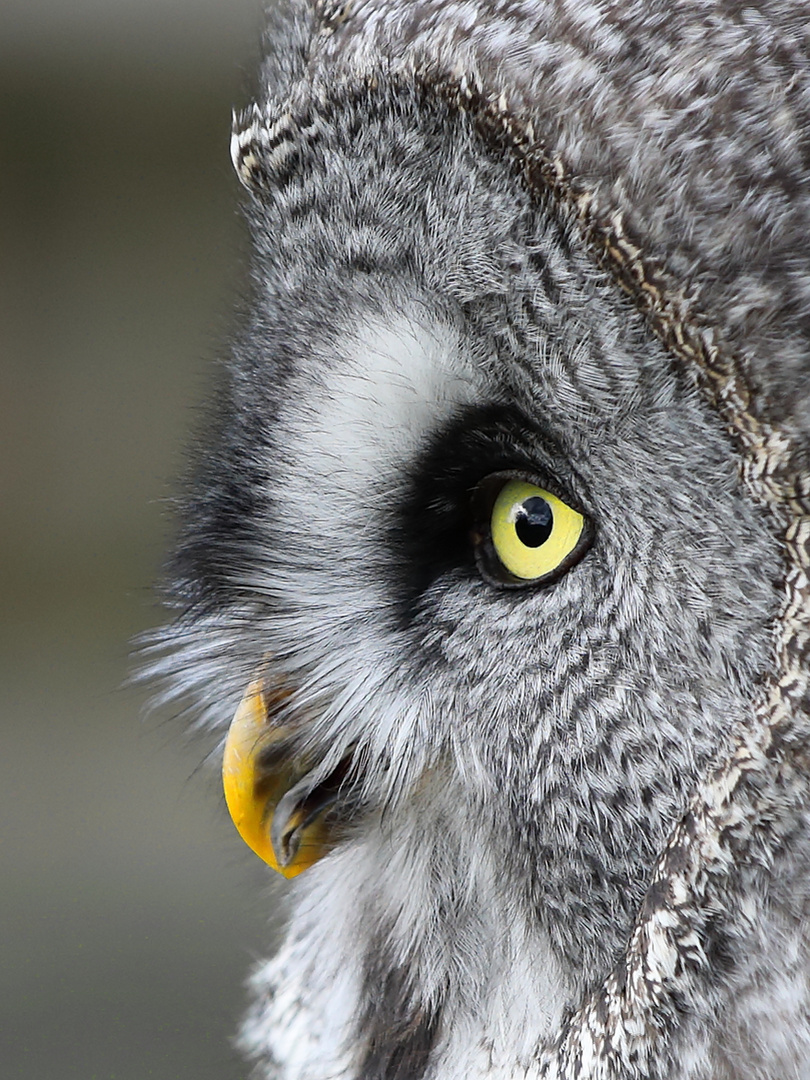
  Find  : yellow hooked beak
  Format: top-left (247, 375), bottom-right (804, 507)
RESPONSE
top-left (222, 679), bottom-right (343, 878)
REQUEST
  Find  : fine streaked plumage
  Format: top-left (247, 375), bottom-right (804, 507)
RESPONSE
top-left (150, 2), bottom-right (810, 1077)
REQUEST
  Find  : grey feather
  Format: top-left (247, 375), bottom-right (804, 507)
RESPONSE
top-left (151, 1), bottom-right (810, 1077)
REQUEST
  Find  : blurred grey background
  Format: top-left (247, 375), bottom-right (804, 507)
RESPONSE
top-left (0, 2), bottom-right (284, 1077)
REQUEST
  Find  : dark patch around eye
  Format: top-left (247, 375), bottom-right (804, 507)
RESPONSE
top-left (515, 497), bottom-right (553, 548)
top-left (388, 403), bottom-right (582, 630)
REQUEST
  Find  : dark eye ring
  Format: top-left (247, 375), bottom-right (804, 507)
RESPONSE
top-left (471, 473), bottom-right (593, 588)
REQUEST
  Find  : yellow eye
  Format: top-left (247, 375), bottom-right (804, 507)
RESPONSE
top-left (489, 479), bottom-right (585, 582)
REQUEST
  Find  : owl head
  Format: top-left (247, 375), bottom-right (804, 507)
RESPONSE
top-left (152, 2), bottom-right (810, 1077)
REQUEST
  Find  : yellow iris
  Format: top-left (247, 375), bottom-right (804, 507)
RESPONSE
top-left (490, 480), bottom-right (584, 581)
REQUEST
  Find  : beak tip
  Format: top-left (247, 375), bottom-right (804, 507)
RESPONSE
top-left (221, 676), bottom-right (333, 879)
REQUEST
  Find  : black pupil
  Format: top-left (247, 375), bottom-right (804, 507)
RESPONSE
top-left (515, 496), bottom-right (553, 548)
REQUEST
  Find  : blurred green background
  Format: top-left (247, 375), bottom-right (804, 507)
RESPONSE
top-left (0, 3), bottom-right (284, 1077)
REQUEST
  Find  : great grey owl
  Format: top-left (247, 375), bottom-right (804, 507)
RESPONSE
top-left (150, 1), bottom-right (810, 1077)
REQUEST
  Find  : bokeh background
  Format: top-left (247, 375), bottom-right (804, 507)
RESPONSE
top-left (1, 3), bottom-right (284, 1077)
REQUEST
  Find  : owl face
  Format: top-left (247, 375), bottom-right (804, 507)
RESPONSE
top-left (165, 82), bottom-right (780, 1061)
